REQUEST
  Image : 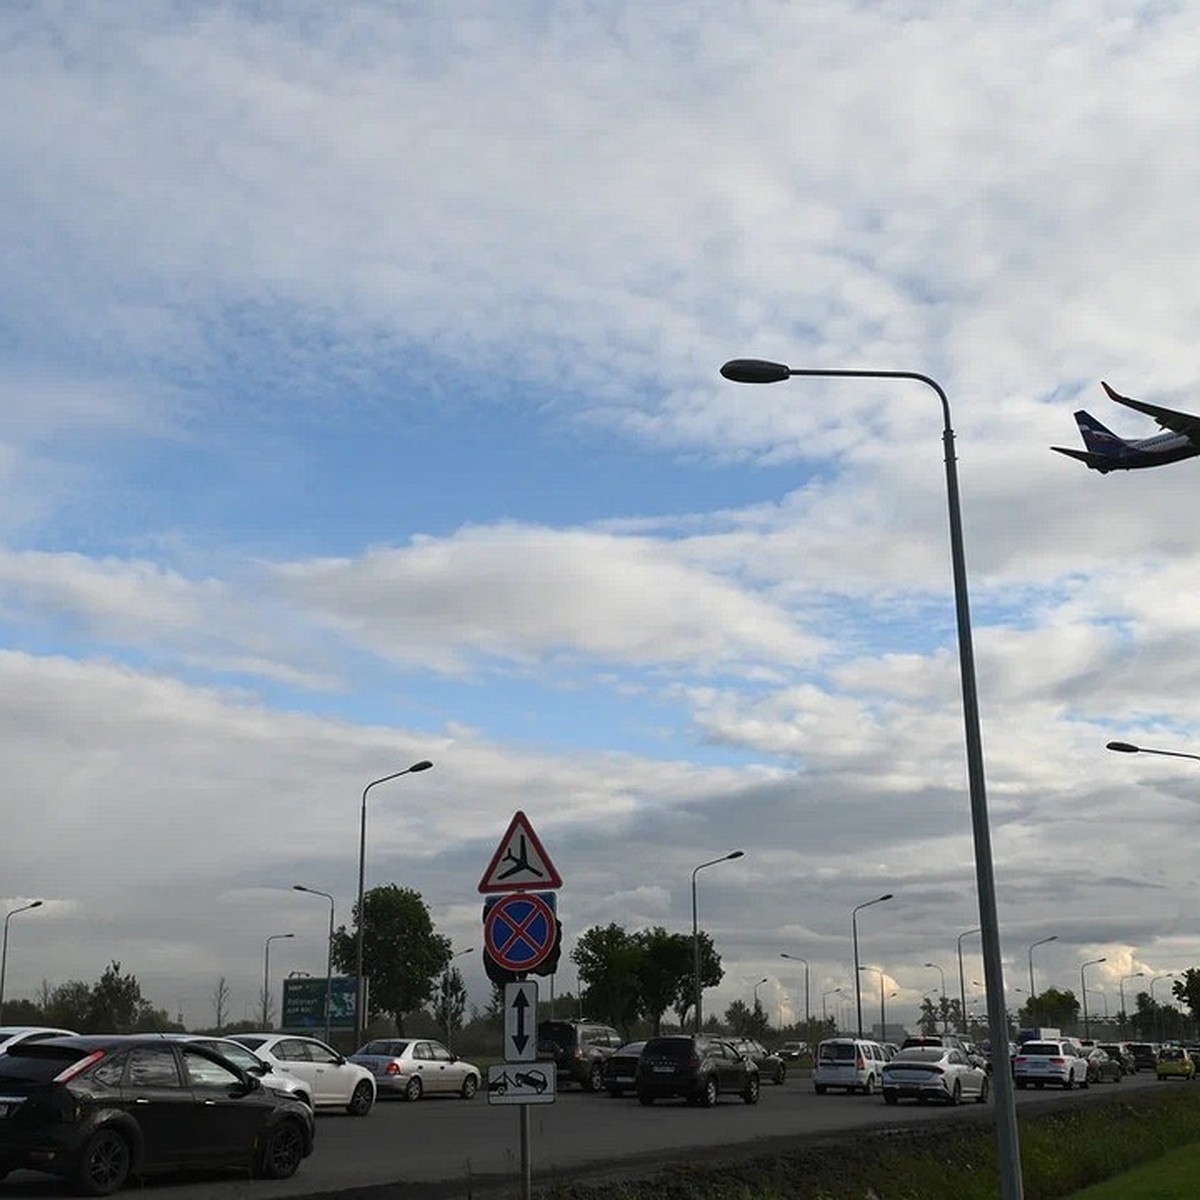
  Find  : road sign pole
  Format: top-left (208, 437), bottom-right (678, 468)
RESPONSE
top-left (520, 1105), bottom-right (531, 1200)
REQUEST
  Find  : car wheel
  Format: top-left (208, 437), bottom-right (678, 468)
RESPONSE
top-left (774, 1064), bottom-right (786, 1085)
top-left (403, 1075), bottom-right (423, 1103)
top-left (637, 1090), bottom-right (654, 1106)
top-left (883, 1091), bottom-right (899, 1105)
top-left (948, 1081), bottom-right (962, 1106)
top-left (348, 1080), bottom-right (375, 1115)
top-left (862, 1074), bottom-right (876, 1096)
top-left (699, 1075), bottom-right (718, 1107)
top-left (814, 1083), bottom-right (826, 1095)
top-left (585, 1062), bottom-right (604, 1093)
top-left (742, 1075), bottom-right (760, 1105)
top-left (461, 1074), bottom-right (479, 1100)
top-left (977, 1075), bottom-right (991, 1104)
top-left (1114, 1071), bottom-right (1122, 1084)
top-left (73, 1128), bottom-right (131, 1197)
top-left (257, 1119), bottom-right (305, 1180)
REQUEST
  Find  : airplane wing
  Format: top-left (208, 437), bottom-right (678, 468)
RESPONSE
top-left (1102, 382), bottom-right (1200, 442)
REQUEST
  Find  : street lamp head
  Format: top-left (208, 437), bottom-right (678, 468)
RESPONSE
top-left (720, 358), bottom-right (791, 384)
top-left (726, 850), bottom-right (745, 861)
top-left (878, 893), bottom-right (894, 902)
top-left (408, 760), bottom-right (434, 772)
top-left (1106, 741), bottom-right (1140, 753)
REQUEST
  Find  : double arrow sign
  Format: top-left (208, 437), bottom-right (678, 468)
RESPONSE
top-left (503, 980), bottom-right (538, 1061)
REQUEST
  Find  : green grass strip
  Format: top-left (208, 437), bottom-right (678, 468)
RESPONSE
top-left (1065, 1141), bottom-right (1200, 1199)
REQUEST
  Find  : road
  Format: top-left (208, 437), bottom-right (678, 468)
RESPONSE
top-left (0, 1071), bottom-right (1166, 1198)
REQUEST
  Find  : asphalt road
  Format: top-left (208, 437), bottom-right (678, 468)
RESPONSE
top-left (0, 1071), bottom-right (1169, 1198)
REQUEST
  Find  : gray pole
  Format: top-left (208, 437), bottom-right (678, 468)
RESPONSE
top-left (1119, 972), bottom-right (1143, 1040)
top-left (0, 900), bottom-right (43, 1023)
top-left (262, 933), bottom-right (294, 1029)
top-left (851, 894), bottom-right (892, 1039)
top-left (293, 886), bottom-right (335, 1044)
top-left (690, 851), bottom-right (744, 1033)
top-left (355, 761), bottom-right (433, 1049)
top-left (781, 954), bottom-right (811, 1038)
top-left (1080, 957), bottom-right (1106, 1041)
top-left (720, 360), bottom-right (1025, 1199)
top-left (957, 927), bottom-right (980, 1035)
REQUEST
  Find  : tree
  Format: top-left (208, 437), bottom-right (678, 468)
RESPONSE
top-left (432, 966), bottom-right (468, 1047)
top-left (211, 977), bottom-right (230, 1032)
top-left (572, 924), bottom-right (642, 1032)
top-left (671, 931), bottom-right (723, 1031)
top-left (45, 980), bottom-right (92, 1030)
top-left (1019, 988), bottom-right (1079, 1030)
top-left (632, 928), bottom-right (693, 1035)
top-left (88, 961), bottom-right (153, 1032)
top-left (1171, 968), bottom-right (1200, 1021)
top-left (331, 885), bottom-right (451, 1034)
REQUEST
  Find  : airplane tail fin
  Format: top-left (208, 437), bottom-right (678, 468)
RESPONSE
top-left (1051, 444), bottom-right (1114, 473)
top-left (1072, 409), bottom-right (1130, 455)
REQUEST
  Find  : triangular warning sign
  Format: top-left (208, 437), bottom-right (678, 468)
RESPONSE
top-left (478, 811), bottom-right (563, 893)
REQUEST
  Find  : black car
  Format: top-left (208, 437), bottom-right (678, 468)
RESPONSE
top-left (1097, 1042), bottom-right (1136, 1075)
top-left (635, 1034), bottom-right (759, 1107)
top-left (600, 1041), bottom-right (646, 1097)
top-left (729, 1037), bottom-right (786, 1084)
top-left (536, 1020), bottom-right (622, 1091)
top-left (1128, 1042), bottom-right (1158, 1072)
top-left (0, 1035), bottom-right (314, 1195)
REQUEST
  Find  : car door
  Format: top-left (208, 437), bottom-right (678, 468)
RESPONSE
top-left (181, 1044), bottom-right (266, 1161)
top-left (270, 1038), bottom-right (323, 1103)
top-left (305, 1038), bottom-right (352, 1104)
top-left (119, 1045), bottom-right (195, 1168)
top-left (427, 1041), bottom-right (461, 1093)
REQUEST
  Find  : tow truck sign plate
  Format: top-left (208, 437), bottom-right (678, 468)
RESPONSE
top-left (486, 1063), bottom-right (556, 1105)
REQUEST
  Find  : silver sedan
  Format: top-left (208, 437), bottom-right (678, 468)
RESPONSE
top-left (349, 1038), bottom-right (481, 1100)
top-left (881, 1046), bottom-right (990, 1105)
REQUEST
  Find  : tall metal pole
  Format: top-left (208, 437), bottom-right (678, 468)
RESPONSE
top-left (262, 933), bottom-right (294, 1029)
top-left (293, 886), bottom-right (335, 1045)
top-left (1027, 935), bottom-right (1057, 1024)
top-left (781, 953), bottom-right (810, 1037)
top-left (690, 850), bottom-right (744, 1032)
top-left (0, 900), bottom-right (43, 1023)
top-left (1080, 957), bottom-right (1106, 1041)
top-left (924, 962), bottom-right (947, 1032)
top-left (1119, 971), bottom-right (1144, 1040)
top-left (957, 927), bottom-right (981, 1035)
top-left (720, 360), bottom-right (1025, 1200)
top-left (355, 760), bottom-right (433, 1049)
top-left (851, 894), bottom-right (893, 1038)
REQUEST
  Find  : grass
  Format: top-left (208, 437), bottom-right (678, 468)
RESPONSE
top-left (1066, 1142), bottom-right (1200, 1199)
top-left (535, 1087), bottom-right (1200, 1200)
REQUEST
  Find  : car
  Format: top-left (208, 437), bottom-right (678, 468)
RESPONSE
top-left (1128, 1042), bottom-right (1159, 1072)
top-left (153, 1033), bottom-right (314, 1108)
top-left (536, 1020), bottom-right (622, 1092)
top-left (0, 1026), bottom-right (77, 1053)
top-left (812, 1037), bottom-right (889, 1095)
top-left (1012, 1040), bottom-right (1089, 1090)
top-left (635, 1034), bottom-right (759, 1106)
top-left (600, 1040), bottom-right (646, 1097)
top-left (1082, 1046), bottom-right (1123, 1084)
top-left (777, 1040), bottom-right (808, 1061)
top-left (1155, 1045), bottom-right (1195, 1081)
top-left (729, 1037), bottom-right (786, 1084)
top-left (229, 1033), bottom-right (376, 1115)
top-left (881, 1045), bottom-right (991, 1106)
top-left (348, 1037), bottom-right (481, 1100)
top-left (1097, 1042), bottom-right (1136, 1075)
top-left (0, 1034), bottom-right (314, 1194)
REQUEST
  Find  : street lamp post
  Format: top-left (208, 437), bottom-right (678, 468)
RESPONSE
top-left (691, 850), bottom-right (744, 1033)
top-left (293, 886), bottom-right (335, 1045)
top-left (1107, 741), bottom-right (1200, 763)
top-left (721, 358), bottom-right (1021, 1200)
top-left (1027, 935), bottom-right (1058, 1022)
top-left (355, 760), bottom-right (433, 1048)
top-left (851, 894), bottom-right (893, 1038)
top-left (262, 933), bottom-right (294, 1029)
top-left (924, 961), bottom-right (947, 1032)
top-left (1080, 957), bottom-right (1107, 1041)
top-left (957, 926), bottom-right (981, 1035)
top-left (780, 953), bottom-right (811, 1037)
top-left (1119, 971), bottom-right (1144, 1040)
top-left (821, 986), bottom-right (842, 1026)
top-left (752, 976), bottom-right (768, 1017)
top-left (858, 966), bottom-right (887, 1040)
top-left (443, 947), bottom-right (475, 1051)
top-left (0, 900), bottom-right (43, 1023)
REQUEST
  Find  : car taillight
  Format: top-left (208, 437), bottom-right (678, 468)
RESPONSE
top-left (1014, 1057), bottom-right (1027, 1065)
top-left (1049, 1057), bottom-right (1065, 1064)
top-left (689, 1055), bottom-right (700, 1070)
top-left (572, 1048), bottom-right (582, 1060)
top-left (53, 1050), bottom-right (107, 1083)
top-left (856, 1055), bottom-right (865, 1069)
top-left (385, 1062), bottom-right (401, 1075)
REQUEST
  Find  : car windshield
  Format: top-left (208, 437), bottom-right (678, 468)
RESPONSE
top-left (819, 1043), bottom-right (856, 1062)
top-left (360, 1041), bottom-right (410, 1055)
top-left (537, 1024), bottom-right (576, 1049)
top-left (643, 1038), bottom-right (695, 1060)
top-left (1020, 1043), bottom-right (1061, 1056)
top-left (0, 1043), bottom-right (94, 1083)
top-left (890, 1048), bottom-right (944, 1063)
top-left (1159, 1048), bottom-right (1184, 1060)
top-left (615, 1042), bottom-right (644, 1055)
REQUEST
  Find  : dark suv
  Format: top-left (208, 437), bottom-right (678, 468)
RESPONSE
top-left (536, 1020), bottom-right (621, 1091)
top-left (635, 1034), bottom-right (760, 1106)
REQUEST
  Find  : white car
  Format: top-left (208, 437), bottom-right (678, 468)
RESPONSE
top-left (1013, 1040), bottom-right (1089, 1090)
top-left (155, 1033), bottom-right (314, 1108)
top-left (812, 1037), bottom-right (890, 1095)
top-left (881, 1046), bottom-right (990, 1105)
top-left (348, 1037), bottom-right (481, 1100)
top-left (230, 1033), bottom-right (376, 1115)
top-left (0, 1026), bottom-right (77, 1053)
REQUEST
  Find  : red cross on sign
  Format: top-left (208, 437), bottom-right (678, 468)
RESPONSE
top-left (483, 892), bottom-right (557, 974)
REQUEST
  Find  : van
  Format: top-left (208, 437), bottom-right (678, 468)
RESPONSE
top-left (813, 1037), bottom-right (889, 1095)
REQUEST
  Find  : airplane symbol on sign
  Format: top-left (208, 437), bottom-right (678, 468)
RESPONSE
top-left (478, 811), bottom-right (563, 893)
top-left (498, 835), bottom-right (541, 881)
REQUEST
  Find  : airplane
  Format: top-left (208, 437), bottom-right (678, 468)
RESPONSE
top-left (1052, 382), bottom-right (1200, 472)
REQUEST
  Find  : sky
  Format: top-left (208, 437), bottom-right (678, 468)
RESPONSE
top-left (3, 0), bottom-right (1200, 1034)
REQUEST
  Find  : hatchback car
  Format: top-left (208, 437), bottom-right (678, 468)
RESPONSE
top-left (1097, 1042), bottom-right (1136, 1075)
top-left (729, 1037), bottom-right (786, 1085)
top-left (1128, 1042), bottom-right (1159, 1071)
top-left (348, 1038), bottom-right (480, 1100)
top-left (1082, 1047), bottom-right (1123, 1084)
top-left (777, 1040), bottom-right (808, 1061)
top-left (0, 1034), bottom-right (313, 1195)
top-left (154, 1034), bottom-right (312, 1108)
top-left (1155, 1045), bottom-right (1195, 1080)
top-left (635, 1035), bottom-right (759, 1106)
top-left (1013, 1040), bottom-right (1088, 1090)
top-left (229, 1033), bottom-right (375, 1114)
top-left (881, 1046), bottom-right (990, 1105)
top-left (813, 1037), bottom-right (889, 1095)
top-left (600, 1040), bottom-right (645, 1097)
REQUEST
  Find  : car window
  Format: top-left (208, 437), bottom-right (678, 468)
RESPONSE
top-left (90, 1052), bottom-right (126, 1087)
top-left (819, 1042), bottom-right (856, 1062)
top-left (183, 1048), bottom-right (243, 1088)
top-left (306, 1041), bottom-right (340, 1065)
top-left (892, 1048), bottom-right (942, 1063)
top-left (274, 1039), bottom-right (312, 1062)
top-left (644, 1038), bottom-right (695, 1060)
top-left (204, 1042), bottom-right (263, 1073)
top-left (128, 1046), bottom-right (183, 1088)
top-left (0, 1043), bottom-right (96, 1082)
top-left (231, 1035), bottom-right (267, 1052)
top-left (430, 1043), bottom-right (454, 1062)
top-left (413, 1042), bottom-right (432, 1061)
top-left (363, 1041), bottom-right (409, 1056)
top-left (1020, 1043), bottom-right (1059, 1056)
